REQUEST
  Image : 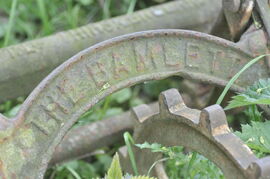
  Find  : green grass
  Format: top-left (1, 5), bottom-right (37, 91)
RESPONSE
top-left (0, 0), bottom-right (169, 47)
top-left (37, 0), bottom-right (52, 35)
top-left (3, 0), bottom-right (18, 47)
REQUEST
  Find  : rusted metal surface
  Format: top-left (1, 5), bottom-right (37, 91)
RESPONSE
top-left (236, 23), bottom-right (270, 74)
top-left (255, 0), bottom-right (270, 39)
top-left (0, 30), bottom-right (269, 178)
top-left (223, 0), bottom-right (241, 12)
top-left (256, 0), bottom-right (270, 37)
top-left (237, 25), bottom-right (269, 57)
top-left (236, 24), bottom-right (270, 81)
top-left (223, 0), bottom-right (254, 40)
top-left (0, 0), bottom-right (223, 102)
top-left (120, 89), bottom-right (270, 178)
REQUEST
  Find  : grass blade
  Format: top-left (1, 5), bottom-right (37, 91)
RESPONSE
top-left (185, 152), bottom-right (197, 178)
top-left (3, 0), bottom-right (18, 47)
top-left (37, 0), bottom-right (52, 35)
top-left (216, 54), bottom-right (270, 105)
top-left (66, 166), bottom-right (81, 179)
top-left (147, 157), bottom-right (169, 176)
top-left (127, 0), bottom-right (137, 14)
top-left (123, 132), bottom-right (138, 175)
top-left (103, 0), bottom-right (111, 19)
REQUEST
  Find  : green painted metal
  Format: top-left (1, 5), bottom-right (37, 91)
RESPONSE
top-left (0, 30), bottom-right (269, 178)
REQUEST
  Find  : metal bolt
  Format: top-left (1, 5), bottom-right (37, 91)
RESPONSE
top-left (223, 0), bottom-right (241, 12)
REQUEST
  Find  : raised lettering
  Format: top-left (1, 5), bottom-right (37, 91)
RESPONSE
top-left (57, 77), bottom-right (86, 104)
top-left (30, 121), bottom-right (50, 136)
top-left (103, 21), bottom-right (115, 34)
top-left (42, 96), bottom-right (65, 125)
top-left (69, 30), bottom-right (81, 41)
top-left (92, 24), bottom-right (103, 35)
top-left (185, 42), bottom-right (200, 69)
top-left (112, 51), bottom-right (130, 79)
top-left (208, 49), bottom-right (225, 74)
top-left (78, 26), bottom-right (91, 39)
top-left (148, 41), bottom-right (164, 69)
top-left (133, 41), bottom-right (153, 71)
top-left (227, 53), bottom-right (243, 79)
top-left (163, 40), bottom-right (181, 67)
top-left (86, 62), bottom-right (108, 87)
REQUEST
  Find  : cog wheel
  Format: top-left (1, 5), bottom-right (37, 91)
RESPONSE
top-left (120, 88), bottom-right (270, 179)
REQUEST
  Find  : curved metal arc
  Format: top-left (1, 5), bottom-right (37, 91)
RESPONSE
top-left (15, 29), bottom-right (265, 123)
top-left (0, 30), bottom-right (269, 178)
top-left (10, 29), bottom-right (256, 131)
top-left (0, 0), bottom-right (223, 102)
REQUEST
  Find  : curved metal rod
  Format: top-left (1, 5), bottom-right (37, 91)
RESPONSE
top-left (0, 30), bottom-right (268, 178)
top-left (0, 0), bottom-right (223, 102)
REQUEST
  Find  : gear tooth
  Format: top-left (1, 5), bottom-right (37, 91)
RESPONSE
top-left (247, 157), bottom-right (270, 178)
top-left (131, 104), bottom-right (154, 123)
top-left (158, 88), bottom-right (186, 114)
top-left (199, 104), bottom-right (229, 136)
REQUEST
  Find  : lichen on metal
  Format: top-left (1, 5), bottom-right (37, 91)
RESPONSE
top-left (120, 89), bottom-right (270, 178)
top-left (0, 30), bottom-right (269, 178)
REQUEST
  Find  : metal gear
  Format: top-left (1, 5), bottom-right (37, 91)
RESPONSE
top-left (120, 88), bottom-right (270, 179)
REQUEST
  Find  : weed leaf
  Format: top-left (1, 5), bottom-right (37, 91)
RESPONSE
top-left (135, 142), bottom-right (162, 153)
top-left (216, 54), bottom-right (269, 105)
top-left (107, 153), bottom-right (123, 179)
top-left (235, 121), bottom-right (270, 155)
top-left (226, 78), bottom-right (270, 110)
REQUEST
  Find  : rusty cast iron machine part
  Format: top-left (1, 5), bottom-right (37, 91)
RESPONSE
top-left (120, 89), bottom-right (270, 178)
top-left (38, 0), bottom-right (270, 167)
top-left (0, 0), bottom-right (223, 102)
top-left (2, 0), bottom-right (270, 103)
top-left (0, 30), bottom-right (269, 178)
top-left (223, 0), bottom-right (270, 41)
